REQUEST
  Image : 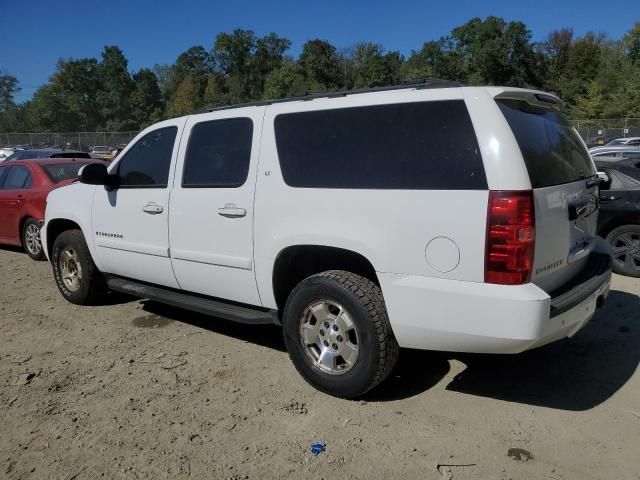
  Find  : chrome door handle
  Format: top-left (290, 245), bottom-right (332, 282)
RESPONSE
top-left (218, 203), bottom-right (247, 218)
top-left (142, 203), bottom-right (163, 214)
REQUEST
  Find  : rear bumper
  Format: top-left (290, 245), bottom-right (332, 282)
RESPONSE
top-left (379, 253), bottom-right (611, 354)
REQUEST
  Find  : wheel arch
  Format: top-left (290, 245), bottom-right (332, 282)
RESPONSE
top-left (45, 218), bottom-right (83, 259)
top-left (271, 244), bottom-right (379, 312)
top-left (599, 216), bottom-right (640, 239)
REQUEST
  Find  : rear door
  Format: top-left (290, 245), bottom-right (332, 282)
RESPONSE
top-left (169, 109), bottom-right (263, 305)
top-left (496, 96), bottom-right (598, 292)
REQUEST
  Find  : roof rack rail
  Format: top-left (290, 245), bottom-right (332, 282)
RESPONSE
top-left (194, 78), bottom-right (464, 114)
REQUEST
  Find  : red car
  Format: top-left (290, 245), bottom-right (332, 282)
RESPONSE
top-left (0, 158), bottom-right (106, 260)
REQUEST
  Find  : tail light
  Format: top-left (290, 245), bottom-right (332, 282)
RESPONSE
top-left (485, 190), bottom-right (535, 285)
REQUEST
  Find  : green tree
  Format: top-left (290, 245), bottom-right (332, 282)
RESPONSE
top-left (623, 21), bottom-right (640, 63)
top-left (404, 39), bottom-right (466, 82)
top-left (263, 63), bottom-right (306, 99)
top-left (352, 43), bottom-right (402, 88)
top-left (572, 80), bottom-right (606, 118)
top-left (130, 69), bottom-right (163, 128)
top-left (451, 16), bottom-right (541, 86)
top-left (97, 46), bottom-right (134, 130)
top-left (0, 72), bottom-right (22, 132)
top-left (299, 39), bottom-right (342, 90)
top-left (0, 73), bottom-right (19, 111)
top-left (211, 30), bottom-right (291, 101)
top-left (166, 76), bottom-right (200, 117)
top-left (202, 74), bottom-right (229, 107)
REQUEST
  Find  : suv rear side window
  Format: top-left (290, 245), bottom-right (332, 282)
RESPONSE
top-left (117, 127), bottom-right (177, 188)
top-left (274, 100), bottom-right (486, 189)
top-left (183, 118), bottom-right (253, 188)
top-left (497, 99), bottom-right (594, 188)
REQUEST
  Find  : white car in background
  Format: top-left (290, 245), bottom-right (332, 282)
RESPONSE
top-left (89, 145), bottom-right (115, 160)
top-left (589, 146), bottom-right (640, 160)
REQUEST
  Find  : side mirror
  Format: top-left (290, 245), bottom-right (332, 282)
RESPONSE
top-left (596, 171), bottom-right (609, 184)
top-left (79, 163), bottom-right (110, 185)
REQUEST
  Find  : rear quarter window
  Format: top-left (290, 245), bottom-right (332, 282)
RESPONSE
top-left (274, 100), bottom-right (486, 190)
top-left (497, 99), bottom-right (594, 188)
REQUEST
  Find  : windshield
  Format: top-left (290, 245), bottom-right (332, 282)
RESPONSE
top-left (42, 162), bottom-right (91, 183)
top-left (497, 99), bottom-right (594, 188)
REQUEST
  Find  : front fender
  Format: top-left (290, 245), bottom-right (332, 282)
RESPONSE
top-left (43, 183), bottom-right (101, 269)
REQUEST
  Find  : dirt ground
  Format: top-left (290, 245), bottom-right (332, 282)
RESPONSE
top-left (0, 247), bottom-right (639, 480)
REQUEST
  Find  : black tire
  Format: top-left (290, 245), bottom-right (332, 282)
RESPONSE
top-left (606, 225), bottom-right (640, 278)
top-left (51, 229), bottom-right (107, 304)
top-left (22, 218), bottom-right (45, 261)
top-left (282, 270), bottom-right (399, 399)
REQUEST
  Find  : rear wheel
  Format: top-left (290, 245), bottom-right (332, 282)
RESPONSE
top-left (606, 225), bottom-right (640, 277)
top-left (22, 219), bottom-right (45, 261)
top-left (52, 229), bottom-right (107, 304)
top-left (282, 270), bottom-right (399, 398)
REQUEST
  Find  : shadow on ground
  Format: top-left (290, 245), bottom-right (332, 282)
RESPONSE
top-left (446, 289), bottom-right (640, 411)
top-left (139, 300), bottom-right (286, 352)
top-left (133, 290), bottom-right (638, 410)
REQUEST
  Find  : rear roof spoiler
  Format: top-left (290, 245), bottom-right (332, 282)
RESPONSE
top-left (494, 90), bottom-right (564, 111)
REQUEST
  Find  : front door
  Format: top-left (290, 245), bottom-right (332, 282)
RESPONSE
top-left (169, 109), bottom-right (264, 305)
top-left (92, 120), bottom-right (185, 287)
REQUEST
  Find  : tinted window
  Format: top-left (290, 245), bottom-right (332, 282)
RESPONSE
top-left (3, 166), bottom-right (32, 189)
top-left (183, 118), bottom-right (253, 188)
top-left (497, 99), bottom-right (594, 188)
top-left (43, 162), bottom-right (92, 183)
top-left (275, 100), bottom-right (486, 189)
top-left (0, 166), bottom-right (7, 186)
top-left (622, 152), bottom-right (640, 159)
top-left (117, 127), bottom-right (177, 187)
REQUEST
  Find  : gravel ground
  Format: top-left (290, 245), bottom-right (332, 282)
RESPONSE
top-left (1, 246), bottom-right (639, 480)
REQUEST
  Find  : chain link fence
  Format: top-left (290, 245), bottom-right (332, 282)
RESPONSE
top-left (0, 132), bottom-right (139, 152)
top-left (2, 119), bottom-right (640, 152)
top-left (572, 118), bottom-right (640, 146)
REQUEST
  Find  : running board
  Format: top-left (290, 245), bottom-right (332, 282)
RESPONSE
top-left (106, 276), bottom-right (278, 325)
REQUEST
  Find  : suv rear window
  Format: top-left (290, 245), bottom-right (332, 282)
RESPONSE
top-left (274, 100), bottom-right (486, 190)
top-left (497, 99), bottom-right (594, 188)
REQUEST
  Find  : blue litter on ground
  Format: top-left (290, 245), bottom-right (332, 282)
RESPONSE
top-left (310, 442), bottom-right (326, 456)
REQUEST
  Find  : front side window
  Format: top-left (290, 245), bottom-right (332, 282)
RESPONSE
top-left (3, 166), bottom-right (32, 189)
top-left (274, 100), bottom-right (486, 190)
top-left (183, 118), bottom-right (253, 188)
top-left (117, 127), bottom-right (177, 187)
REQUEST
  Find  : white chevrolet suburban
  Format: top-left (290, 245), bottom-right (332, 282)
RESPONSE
top-left (42, 81), bottom-right (612, 398)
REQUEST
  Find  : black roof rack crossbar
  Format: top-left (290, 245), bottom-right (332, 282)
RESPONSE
top-left (194, 78), bottom-right (464, 114)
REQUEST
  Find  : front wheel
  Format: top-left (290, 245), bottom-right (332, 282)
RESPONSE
top-left (282, 270), bottom-right (399, 398)
top-left (52, 229), bottom-right (106, 304)
top-left (22, 218), bottom-right (45, 261)
top-left (606, 225), bottom-right (640, 277)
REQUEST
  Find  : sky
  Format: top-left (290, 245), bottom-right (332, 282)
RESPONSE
top-left (2, 0), bottom-right (639, 102)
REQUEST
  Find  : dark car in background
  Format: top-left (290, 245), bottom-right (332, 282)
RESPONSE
top-left (2, 148), bottom-right (91, 162)
top-left (595, 158), bottom-right (640, 277)
top-left (0, 158), bottom-right (107, 260)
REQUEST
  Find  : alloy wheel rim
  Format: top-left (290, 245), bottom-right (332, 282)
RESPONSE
top-left (611, 231), bottom-right (640, 272)
top-left (299, 299), bottom-right (359, 375)
top-left (59, 247), bottom-right (82, 291)
top-left (25, 224), bottom-right (42, 255)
